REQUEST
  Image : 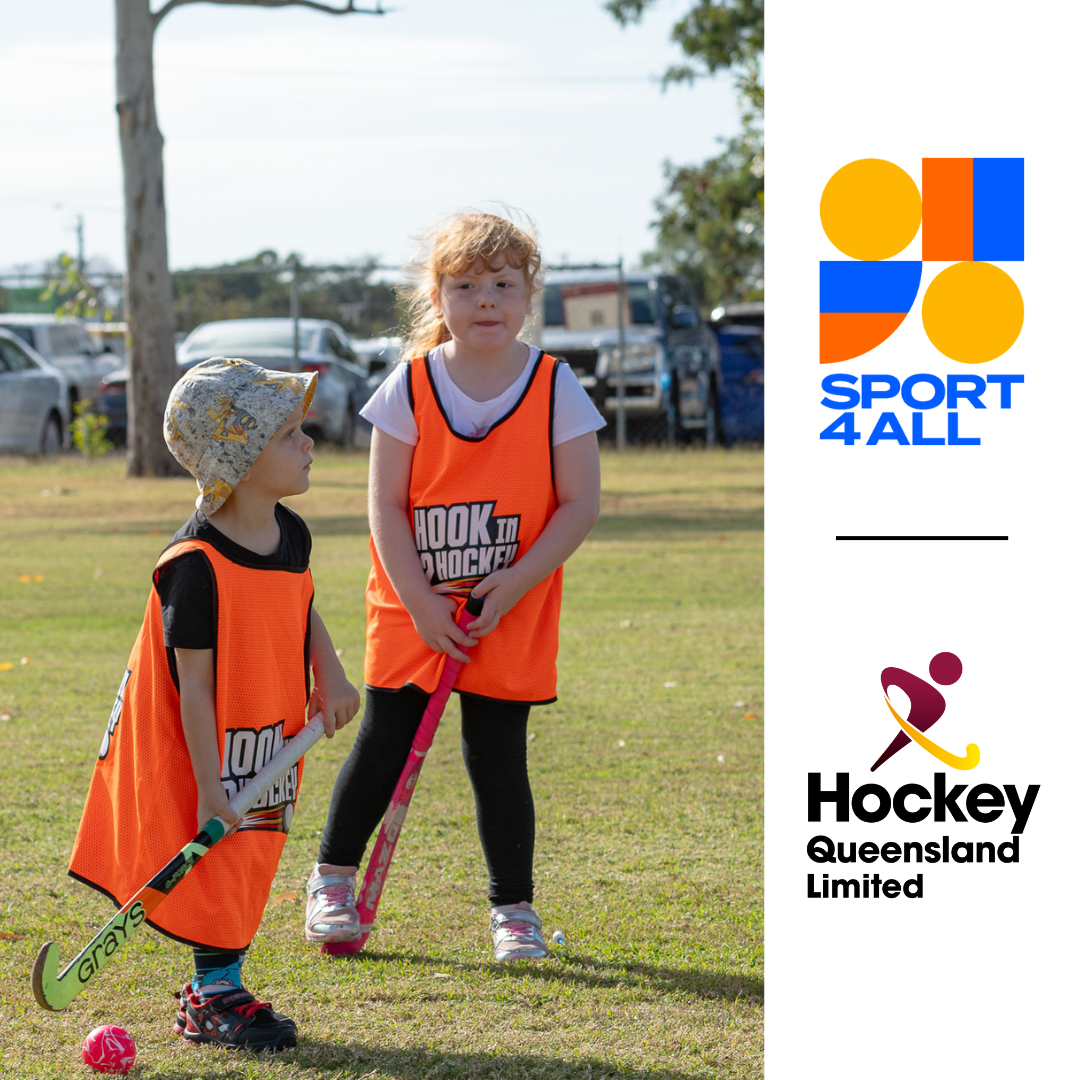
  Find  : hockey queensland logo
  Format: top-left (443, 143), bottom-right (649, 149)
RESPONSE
top-left (871, 651), bottom-right (979, 772)
top-left (818, 157), bottom-right (1025, 447)
top-left (805, 650), bottom-right (1041, 903)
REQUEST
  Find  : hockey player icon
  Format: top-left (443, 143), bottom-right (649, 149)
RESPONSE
top-left (872, 651), bottom-right (980, 772)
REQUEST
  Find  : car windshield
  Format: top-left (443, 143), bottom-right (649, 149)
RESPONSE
top-left (719, 333), bottom-right (763, 364)
top-left (183, 323), bottom-right (319, 354)
top-left (543, 283), bottom-right (657, 329)
top-left (3, 326), bottom-right (35, 348)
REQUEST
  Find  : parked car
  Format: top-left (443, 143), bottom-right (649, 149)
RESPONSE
top-left (540, 270), bottom-right (721, 441)
top-left (0, 315), bottom-right (122, 421)
top-left (349, 335), bottom-right (401, 389)
top-left (348, 336), bottom-right (402, 446)
top-left (710, 301), bottom-right (764, 327)
top-left (712, 318), bottom-right (764, 444)
top-left (85, 321), bottom-right (129, 365)
top-left (177, 318), bottom-right (369, 446)
top-left (0, 328), bottom-right (68, 455)
top-left (96, 366), bottom-right (130, 446)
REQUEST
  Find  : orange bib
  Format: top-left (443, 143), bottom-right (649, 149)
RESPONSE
top-left (364, 352), bottom-right (562, 703)
top-left (68, 540), bottom-right (313, 951)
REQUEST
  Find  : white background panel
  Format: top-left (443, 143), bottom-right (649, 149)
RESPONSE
top-left (767, 1), bottom-right (1078, 1074)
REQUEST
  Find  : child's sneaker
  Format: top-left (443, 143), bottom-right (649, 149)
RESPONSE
top-left (305, 863), bottom-right (361, 943)
top-left (490, 901), bottom-right (549, 961)
top-left (173, 983), bottom-right (297, 1051)
top-left (172, 984), bottom-right (193, 1037)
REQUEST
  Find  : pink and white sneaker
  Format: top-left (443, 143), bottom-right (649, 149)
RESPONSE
top-left (489, 901), bottom-right (549, 961)
top-left (304, 863), bottom-right (360, 943)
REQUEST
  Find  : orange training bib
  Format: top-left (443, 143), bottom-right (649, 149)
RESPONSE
top-left (364, 352), bottom-right (562, 702)
top-left (69, 540), bottom-right (313, 951)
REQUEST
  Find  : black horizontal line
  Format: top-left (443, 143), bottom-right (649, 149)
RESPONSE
top-left (835, 535), bottom-right (1008, 541)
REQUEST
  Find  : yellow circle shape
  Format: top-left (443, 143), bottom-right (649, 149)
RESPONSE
top-left (921, 262), bottom-right (1024, 364)
top-left (820, 159), bottom-right (922, 260)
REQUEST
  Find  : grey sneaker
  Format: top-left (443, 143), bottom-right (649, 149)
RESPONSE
top-left (490, 901), bottom-right (549, 961)
top-left (304, 863), bottom-right (360, 943)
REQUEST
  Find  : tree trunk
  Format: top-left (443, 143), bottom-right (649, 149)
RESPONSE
top-left (116, 0), bottom-right (182, 476)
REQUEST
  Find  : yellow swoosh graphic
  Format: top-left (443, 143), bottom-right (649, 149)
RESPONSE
top-left (884, 696), bottom-right (980, 770)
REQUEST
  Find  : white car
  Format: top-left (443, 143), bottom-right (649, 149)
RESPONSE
top-left (349, 335), bottom-right (401, 387)
top-left (0, 315), bottom-right (122, 420)
top-left (0, 329), bottom-right (68, 455)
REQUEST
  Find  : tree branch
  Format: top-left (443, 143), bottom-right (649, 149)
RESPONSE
top-left (152, 0), bottom-right (384, 32)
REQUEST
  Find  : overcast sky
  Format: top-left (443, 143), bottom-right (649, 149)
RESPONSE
top-left (1, 1), bottom-right (740, 275)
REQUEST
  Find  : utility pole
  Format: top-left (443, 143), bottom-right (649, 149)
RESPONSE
top-left (290, 256), bottom-right (301, 373)
top-left (75, 214), bottom-right (85, 274)
top-left (615, 256), bottom-right (627, 450)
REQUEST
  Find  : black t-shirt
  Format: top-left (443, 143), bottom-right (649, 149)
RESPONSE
top-left (156, 504), bottom-right (312, 651)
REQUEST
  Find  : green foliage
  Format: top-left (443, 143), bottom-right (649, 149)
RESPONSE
top-left (606, 0), bottom-right (763, 107)
top-left (606, 1), bottom-right (764, 309)
top-left (648, 123), bottom-right (763, 307)
top-left (39, 253), bottom-right (115, 321)
top-left (173, 250), bottom-right (401, 338)
top-left (69, 399), bottom-right (113, 459)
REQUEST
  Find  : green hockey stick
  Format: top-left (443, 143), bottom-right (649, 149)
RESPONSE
top-left (32, 713), bottom-right (326, 1011)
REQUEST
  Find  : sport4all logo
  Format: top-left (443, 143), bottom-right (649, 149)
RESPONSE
top-left (818, 157), bottom-right (1025, 448)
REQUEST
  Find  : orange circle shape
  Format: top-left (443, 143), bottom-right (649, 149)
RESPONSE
top-left (820, 159), bottom-right (922, 261)
top-left (921, 262), bottom-right (1024, 364)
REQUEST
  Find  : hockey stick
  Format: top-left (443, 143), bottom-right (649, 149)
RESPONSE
top-left (323, 593), bottom-right (484, 955)
top-left (32, 713), bottom-right (328, 1012)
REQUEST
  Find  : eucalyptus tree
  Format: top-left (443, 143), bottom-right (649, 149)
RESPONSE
top-left (115, 0), bottom-right (384, 476)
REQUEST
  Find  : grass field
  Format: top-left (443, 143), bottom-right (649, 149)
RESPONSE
top-left (0, 446), bottom-right (763, 1079)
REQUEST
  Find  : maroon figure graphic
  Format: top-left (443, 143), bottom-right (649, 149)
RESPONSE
top-left (871, 651), bottom-right (963, 771)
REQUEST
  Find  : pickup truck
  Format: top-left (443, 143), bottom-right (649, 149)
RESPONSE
top-left (539, 269), bottom-right (721, 442)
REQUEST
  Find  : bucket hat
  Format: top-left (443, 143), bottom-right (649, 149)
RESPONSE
top-left (164, 356), bottom-right (317, 513)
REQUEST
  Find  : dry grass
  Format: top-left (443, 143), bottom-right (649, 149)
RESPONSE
top-left (0, 446), bottom-right (763, 1078)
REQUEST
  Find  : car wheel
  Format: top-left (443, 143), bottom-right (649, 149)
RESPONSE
top-left (666, 376), bottom-right (682, 446)
top-left (705, 376), bottom-right (720, 447)
top-left (39, 412), bottom-right (63, 457)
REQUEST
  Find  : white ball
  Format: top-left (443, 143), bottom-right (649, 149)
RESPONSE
top-left (551, 929), bottom-right (567, 946)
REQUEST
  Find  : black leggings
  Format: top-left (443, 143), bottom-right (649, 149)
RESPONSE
top-left (318, 686), bottom-right (534, 906)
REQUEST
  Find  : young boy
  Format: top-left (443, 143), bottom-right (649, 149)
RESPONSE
top-left (69, 357), bottom-right (360, 1051)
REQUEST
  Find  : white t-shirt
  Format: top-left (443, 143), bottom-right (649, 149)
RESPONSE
top-left (361, 344), bottom-right (606, 446)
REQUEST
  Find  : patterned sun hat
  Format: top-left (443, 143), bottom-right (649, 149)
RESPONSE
top-left (164, 356), bottom-right (317, 514)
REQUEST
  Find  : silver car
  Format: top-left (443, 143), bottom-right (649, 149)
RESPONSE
top-left (177, 318), bottom-right (370, 446)
top-left (0, 315), bottom-right (121, 420)
top-left (0, 329), bottom-right (68, 455)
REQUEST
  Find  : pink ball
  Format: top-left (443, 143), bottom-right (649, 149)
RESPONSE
top-left (81, 1025), bottom-right (137, 1075)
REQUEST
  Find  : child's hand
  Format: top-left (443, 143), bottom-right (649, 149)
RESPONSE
top-left (409, 589), bottom-right (477, 662)
top-left (197, 781), bottom-right (242, 835)
top-left (468, 568), bottom-right (528, 638)
top-left (309, 673), bottom-right (361, 738)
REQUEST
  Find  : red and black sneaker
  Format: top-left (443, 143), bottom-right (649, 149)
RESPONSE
top-left (172, 983), bottom-right (297, 1051)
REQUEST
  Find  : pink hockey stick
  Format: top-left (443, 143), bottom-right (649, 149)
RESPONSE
top-left (323, 593), bottom-right (484, 955)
